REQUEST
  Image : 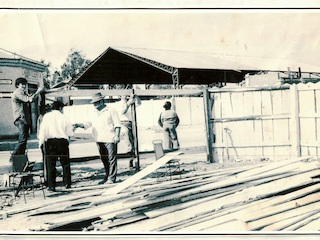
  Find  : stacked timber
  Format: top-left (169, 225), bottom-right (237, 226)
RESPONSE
top-left (2, 155), bottom-right (320, 232)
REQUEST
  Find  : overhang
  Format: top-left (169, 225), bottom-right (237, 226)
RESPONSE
top-left (68, 47), bottom-right (252, 87)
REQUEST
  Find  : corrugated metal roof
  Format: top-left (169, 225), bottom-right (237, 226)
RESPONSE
top-left (114, 47), bottom-right (249, 71)
top-left (114, 47), bottom-right (320, 73)
top-left (0, 48), bottom-right (46, 67)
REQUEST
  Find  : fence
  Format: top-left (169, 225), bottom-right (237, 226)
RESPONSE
top-left (63, 97), bottom-right (205, 129)
top-left (208, 82), bottom-right (320, 163)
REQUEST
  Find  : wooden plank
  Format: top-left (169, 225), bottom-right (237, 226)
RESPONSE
top-left (246, 201), bottom-right (320, 231)
top-left (296, 218), bottom-right (320, 231)
top-left (201, 219), bottom-right (248, 231)
top-left (180, 183), bottom-right (320, 232)
top-left (102, 151), bottom-right (182, 195)
top-left (283, 211), bottom-right (320, 231)
top-left (261, 210), bottom-right (319, 231)
top-left (108, 171), bottom-right (318, 232)
top-left (46, 89), bottom-right (203, 98)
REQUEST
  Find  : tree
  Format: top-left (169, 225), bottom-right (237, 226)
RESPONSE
top-left (40, 59), bottom-right (51, 89)
top-left (51, 70), bottom-right (63, 87)
top-left (60, 49), bottom-right (91, 82)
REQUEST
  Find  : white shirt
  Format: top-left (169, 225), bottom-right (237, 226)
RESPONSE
top-left (38, 110), bottom-right (72, 146)
top-left (115, 99), bottom-right (132, 122)
top-left (83, 106), bottom-right (121, 143)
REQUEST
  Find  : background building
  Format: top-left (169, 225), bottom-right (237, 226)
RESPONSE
top-left (0, 48), bottom-right (47, 139)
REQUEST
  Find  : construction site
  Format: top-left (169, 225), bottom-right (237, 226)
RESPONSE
top-left (1, 46), bottom-right (320, 234)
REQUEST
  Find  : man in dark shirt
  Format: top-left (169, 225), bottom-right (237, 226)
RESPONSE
top-left (11, 78), bottom-right (43, 156)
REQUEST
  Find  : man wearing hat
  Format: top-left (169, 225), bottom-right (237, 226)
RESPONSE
top-left (73, 92), bottom-right (121, 184)
top-left (158, 101), bottom-right (180, 150)
top-left (38, 100), bottom-right (73, 192)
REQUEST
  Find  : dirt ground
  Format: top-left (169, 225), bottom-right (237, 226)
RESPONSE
top-left (0, 144), bottom-right (270, 233)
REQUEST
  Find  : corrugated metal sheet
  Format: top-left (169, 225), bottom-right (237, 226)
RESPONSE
top-left (114, 47), bottom-right (319, 73)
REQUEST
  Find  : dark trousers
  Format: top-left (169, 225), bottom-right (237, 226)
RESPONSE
top-left (13, 120), bottom-right (30, 155)
top-left (41, 144), bottom-right (48, 185)
top-left (45, 138), bottom-right (71, 189)
top-left (96, 142), bottom-right (118, 182)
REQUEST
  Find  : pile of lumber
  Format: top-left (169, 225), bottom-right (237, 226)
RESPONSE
top-left (2, 154), bottom-right (320, 232)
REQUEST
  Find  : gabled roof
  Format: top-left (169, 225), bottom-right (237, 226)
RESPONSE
top-left (67, 47), bottom-right (252, 87)
top-left (67, 47), bottom-right (319, 88)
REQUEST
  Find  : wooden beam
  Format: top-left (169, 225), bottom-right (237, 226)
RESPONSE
top-left (45, 89), bottom-right (203, 98)
top-left (102, 151), bottom-right (182, 195)
top-left (203, 89), bottom-right (214, 163)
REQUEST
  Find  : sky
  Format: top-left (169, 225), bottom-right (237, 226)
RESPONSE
top-left (1, 7), bottom-right (320, 73)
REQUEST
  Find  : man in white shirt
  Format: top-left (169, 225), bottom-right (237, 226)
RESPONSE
top-left (38, 101), bottom-right (72, 192)
top-left (115, 94), bottom-right (141, 155)
top-left (73, 92), bottom-right (121, 184)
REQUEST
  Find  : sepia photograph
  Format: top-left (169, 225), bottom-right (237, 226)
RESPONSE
top-left (0, 1), bottom-right (319, 238)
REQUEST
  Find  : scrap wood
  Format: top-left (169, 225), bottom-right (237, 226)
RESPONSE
top-left (175, 199), bottom-right (271, 232)
top-left (202, 219), bottom-right (248, 231)
top-left (246, 201), bottom-right (320, 230)
top-left (102, 151), bottom-right (182, 195)
top-left (27, 198), bottom-right (95, 216)
top-left (239, 192), bottom-right (320, 222)
top-left (190, 183), bottom-right (320, 232)
top-left (95, 214), bottom-right (148, 230)
top-left (296, 218), bottom-right (320, 231)
top-left (147, 163), bottom-right (317, 204)
top-left (283, 211), bottom-right (320, 231)
top-left (107, 166), bottom-right (320, 232)
top-left (261, 210), bottom-right (320, 231)
top-left (234, 156), bottom-right (313, 179)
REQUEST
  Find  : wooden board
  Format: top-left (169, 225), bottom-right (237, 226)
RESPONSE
top-left (103, 151), bottom-right (182, 195)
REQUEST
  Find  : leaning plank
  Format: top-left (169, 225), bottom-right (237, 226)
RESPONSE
top-left (103, 151), bottom-right (182, 195)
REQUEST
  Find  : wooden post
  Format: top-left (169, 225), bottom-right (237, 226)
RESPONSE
top-left (203, 88), bottom-right (214, 163)
top-left (131, 89), bottom-right (140, 171)
top-left (290, 84), bottom-right (301, 158)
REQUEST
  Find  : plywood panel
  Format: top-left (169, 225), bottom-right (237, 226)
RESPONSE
top-left (272, 90), bottom-right (284, 115)
top-left (211, 93), bottom-right (222, 119)
top-left (273, 119), bottom-right (290, 143)
top-left (220, 92), bottom-right (233, 118)
top-left (243, 91), bottom-right (254, 116)
top-left (252, 91), bottom-right (262, 115)
top-left (262, 119), bottom-right (274, 143)
top-left (315, 89), bottom-right (320, 114)
top-left (261, 91), bottom-right (273, 115)
top-left (230, 92), bottom-right (244, 117)
top-left (300, 118), bottom-right (316, 144)
top-left (281, 89), bottom-right (291, 115)
top-left (263, 147), bottom-right (275, 160)
top-left (299, 90), bottom-right (316, 115)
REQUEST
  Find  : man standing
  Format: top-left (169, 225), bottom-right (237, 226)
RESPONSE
top-left (116, 94), bottom-right (141, 155)
top-left (73, 92), bottom-right (121, 184)
top-left (158, 101), bottom-right (180, 150)
top-left (11, 77), bottom-right (43, 156)
top-left (38, 101), bottom-right (72, 192)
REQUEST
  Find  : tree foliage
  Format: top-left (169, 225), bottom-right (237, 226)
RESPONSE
top-left (59, 49), bottom-right (91, 83)
top-left (39, 59), bottom-right (51, 89)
